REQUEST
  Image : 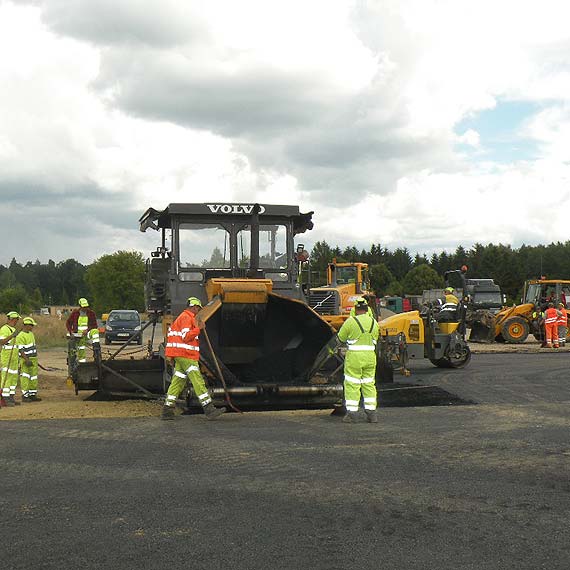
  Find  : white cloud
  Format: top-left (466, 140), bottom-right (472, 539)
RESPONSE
top-left (2, 0), bottom-right (570, 265)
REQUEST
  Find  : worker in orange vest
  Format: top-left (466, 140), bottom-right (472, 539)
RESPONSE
top-left (557, 302), bottom-right (567, 347)
top-left (161, 297), bottom-right (226, 421)
top-left (543, 303), bottom-right (561, 348)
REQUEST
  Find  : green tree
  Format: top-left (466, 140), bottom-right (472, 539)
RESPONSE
top-left (388, 247), bottom-right (413, 280)
top-left (385, 280), bottom-right (403, 296)
top-left (369, 263), bottom-right (394, 295)
top-left (85, 251), bottom-right (146, 314)
top-left (0, 285), bottom-right (30, 314)
top-left (402, 264), bottom-right (444, 295)
top-left (30, 287), bottom-right (43, 309)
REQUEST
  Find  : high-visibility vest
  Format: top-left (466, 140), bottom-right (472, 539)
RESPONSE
top-left (0, 324), bottom-right (17, 353)
top-left (558, 308), bottom-right (568, 326)
top-left (16, 331), bottom-right (37, 358)
top-left (165, 309), bottom-right (200, 360)
top-left (337, 314), bottom-right (379, 356)
top-left (544, 307), bottom-right (558, 325)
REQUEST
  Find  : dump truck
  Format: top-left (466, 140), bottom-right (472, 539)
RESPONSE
top-left (473, 279), bottom-right (570, 343)
top-left (71, 203), bottom-right (345, 409)
top-left (308, 261), bottom-right (377, 330)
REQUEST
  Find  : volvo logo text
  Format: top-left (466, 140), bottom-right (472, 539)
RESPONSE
top-left (206, 204), bottom-right (266, 214)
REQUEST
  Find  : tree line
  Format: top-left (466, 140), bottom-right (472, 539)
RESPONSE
top-left (1, 241), bottom-right (570, 315)
top-left (308, 241), bottom-right (570, 304)
top-left (0, 252), bottom-right (145, 315)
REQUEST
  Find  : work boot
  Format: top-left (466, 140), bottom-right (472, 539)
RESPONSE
top-left (9, 396), bottom-right (20, 406)
top-left (342, 411), bottom-right (360, 423)
top-left (30, 395), bottom-right (42, 402)
top-left (161, 405), bottom-right (176, 421)
top-left (203, 402), bottom-right (226, 420)
top-left (22, 395), bottom-right (30, 403)
top-left (365, 409), bottom-right (379, 424)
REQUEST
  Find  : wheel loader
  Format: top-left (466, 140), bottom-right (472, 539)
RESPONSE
top-left (71, 203), bottom-right (344, 409)
top-left (471, 279), bottom-right (570, 344)
top-left (308, 261), bottom-right (378, 330)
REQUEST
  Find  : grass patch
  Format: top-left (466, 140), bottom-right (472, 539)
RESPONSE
top-left (22, 315), bottom-right (68, 348)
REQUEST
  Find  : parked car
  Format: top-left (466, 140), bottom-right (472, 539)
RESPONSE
top-left (104, 310), bottom-right (142, 345)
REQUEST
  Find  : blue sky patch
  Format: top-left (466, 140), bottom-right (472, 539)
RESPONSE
top-left (455, 100), bottom-right (541, 163)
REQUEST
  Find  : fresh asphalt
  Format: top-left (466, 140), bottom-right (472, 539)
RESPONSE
top-left (2, 353), bottom-right (570, 570)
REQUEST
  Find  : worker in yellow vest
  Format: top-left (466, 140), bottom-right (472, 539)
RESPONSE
top-left (65, 298), bottom-right (101, 377)
top-left (17, 317), bottom-right (41, 402)
top-left (337, 297), bottom-right (379, 423)
top-left (0, 311), bottom-right (21, 407)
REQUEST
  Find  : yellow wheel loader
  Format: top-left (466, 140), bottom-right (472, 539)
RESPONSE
top-left (308, 261), bottom-right (377, 330)
top-left (482, 279), bottom-right (570, 344)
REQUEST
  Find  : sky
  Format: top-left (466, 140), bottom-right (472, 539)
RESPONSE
top-left (1, 0), bottom-right (570, 266)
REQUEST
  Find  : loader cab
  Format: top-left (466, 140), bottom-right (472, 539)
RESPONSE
top-left (523, 280), bottom-right (570, 310)
top-left (140, 203), bottom-right (314, 316)
top-left (327, 262), bottom-right (370, 293)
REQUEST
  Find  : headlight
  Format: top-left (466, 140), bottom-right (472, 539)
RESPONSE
top-left (106, 325), bottom-right (112, 331)
top-left (135, 325), bottom-right (141, 330)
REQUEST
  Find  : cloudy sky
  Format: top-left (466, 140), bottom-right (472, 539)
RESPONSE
top-left (2, 0), bottom-right (570, 266)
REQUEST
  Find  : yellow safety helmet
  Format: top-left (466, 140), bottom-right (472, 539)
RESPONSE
top-left (23, 317), bottom-right (37, 326)
top-left (6, 311), bottom-right (20, 319)
top-left (187, 297), bottom-right (203, 307)
top-left (354, 297), bottom-right (368, 309)
top-left (445, 287), bottom-right (454, 293)
top-left (78, 298), bottom-right (89, 307)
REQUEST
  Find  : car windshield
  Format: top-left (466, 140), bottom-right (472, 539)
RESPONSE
top-left (109, 312), bottom-right (139, 322)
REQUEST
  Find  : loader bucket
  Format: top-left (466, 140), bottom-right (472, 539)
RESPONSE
top-left (468, 321), bottom-right (494, 343)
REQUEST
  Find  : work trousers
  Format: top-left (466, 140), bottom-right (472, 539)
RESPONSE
top-left (1, 347), bottom-right (19, 398)
top-left (20, 357), bottom-right (39, 397)
top-left (68, 330), bottom-right (100, 376)
top-left (558, 326), bottom-right (567, 346)
top-left (165, 357), bottom-right (211, 408)
top-left (76, 329), bottom-right (100, 363)
top-left (545, 323), bottom-right (559, 347)
top-left (344, 352), bottom-right (377, 412)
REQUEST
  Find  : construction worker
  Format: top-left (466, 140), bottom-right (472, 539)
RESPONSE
top-left (533, 308), bottom-right (547, 347)
top-left (17, 317), bottom-right (41, 402)
top-left (337, 297), bottom-right (379, 423)
top-left (543, 302), bottom-right (560, 348)
top-left (161, 296), bottom-right (226, 421)
top-left (438, 287), bottom-right (459, 322)
top-left (557, 302), bottom-right (567, 347)
top-left (65, 298), bottom-right (100, 375)
top-left (0, 311), bottom-right (21, 406)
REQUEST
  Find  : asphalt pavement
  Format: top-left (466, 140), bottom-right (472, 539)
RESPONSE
top-left (2, 352), bottom-right (570, 570)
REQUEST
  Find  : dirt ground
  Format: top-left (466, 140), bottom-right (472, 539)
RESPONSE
top-left (0, 347), bottom-right (161, 421)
